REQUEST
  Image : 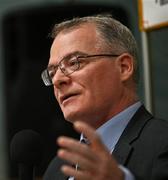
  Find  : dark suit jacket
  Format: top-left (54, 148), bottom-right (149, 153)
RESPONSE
top-left (43, 106), bottom-right (168, 180)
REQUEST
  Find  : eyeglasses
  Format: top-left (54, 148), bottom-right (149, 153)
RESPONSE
top-left (41, 53), bottom-right (120, 86)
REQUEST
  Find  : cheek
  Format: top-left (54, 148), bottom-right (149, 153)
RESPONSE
top-left (88, 72), bottom-right (121, 101)
top-left (53, 86), bottom-right (59, 102)
top-left (80, 77), bottom-right (108, 106)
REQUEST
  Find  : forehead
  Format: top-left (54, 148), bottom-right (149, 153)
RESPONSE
top-left (49, 24), bottom-right (102, 62)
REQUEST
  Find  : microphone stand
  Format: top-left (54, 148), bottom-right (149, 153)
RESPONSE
top-left (19, 163), bottom-right (35, 180)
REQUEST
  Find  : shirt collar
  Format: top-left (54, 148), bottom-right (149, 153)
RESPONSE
top-left (96, 101), bottom-right (142, 152)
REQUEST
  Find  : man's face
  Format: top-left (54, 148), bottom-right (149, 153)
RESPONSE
top-left (49, 24), bottom-right (125, 127)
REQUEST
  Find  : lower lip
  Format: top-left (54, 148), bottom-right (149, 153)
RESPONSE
top-left (62, 95), bottom-right (78, 106)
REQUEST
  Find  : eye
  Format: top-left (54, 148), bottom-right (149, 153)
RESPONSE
top-left (61, 56), bottom-right (81, 73)
top-left (68, 57), bottom-right (78, 67)
top-left (48, 66), bottom-right (57, 79)
top-left (48, 70), bottom-right (55, 79)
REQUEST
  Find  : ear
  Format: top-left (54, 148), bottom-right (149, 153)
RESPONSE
top-left (116, 53), bottom-right (134, 82)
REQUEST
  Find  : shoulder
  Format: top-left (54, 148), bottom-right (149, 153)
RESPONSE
top-left (130, 105), bottom-right (168, 138)
top-left (142, 117), bottom-right (168, 141)
top-left (123, 105), bottom-right (168, 148)
top-left (131, 115), bottom-right (168, 153)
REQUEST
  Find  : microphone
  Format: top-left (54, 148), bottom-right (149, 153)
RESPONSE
top-left (10, 129), bottom-right (44, 180)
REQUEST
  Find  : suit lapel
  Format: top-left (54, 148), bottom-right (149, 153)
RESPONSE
top-left (113, 141), bottom-right (132, 165)
top-left (113, 105), bottom-right (153, 165)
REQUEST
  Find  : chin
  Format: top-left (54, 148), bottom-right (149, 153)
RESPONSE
top-left (61, 103), bottom-right (93, 122)
top-left (63, 109), bottom-right (86, 123)
top-left (63, 112), bottom-right (80, 123)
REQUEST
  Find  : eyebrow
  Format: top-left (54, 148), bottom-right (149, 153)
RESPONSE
top-left (47, 51), bottom-right (88, 69)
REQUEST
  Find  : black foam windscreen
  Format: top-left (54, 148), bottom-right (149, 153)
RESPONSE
top-left (10, 129), bottom-right (44, 165)
top-left (10, 130), bottom-right (44, 179)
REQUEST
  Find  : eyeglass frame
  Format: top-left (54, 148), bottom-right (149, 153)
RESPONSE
top-left (41, 53), bottom-right (121, 86)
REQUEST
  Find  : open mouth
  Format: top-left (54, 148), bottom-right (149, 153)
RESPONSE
top-left (60, 93), bottom-right (79, 104)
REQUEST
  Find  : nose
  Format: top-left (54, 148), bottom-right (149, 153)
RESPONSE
top-left (52, 68), bottom-right (71, 89)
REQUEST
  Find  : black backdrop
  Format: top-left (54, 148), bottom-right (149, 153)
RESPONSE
top-left (2, 3), bottom-right (129, 178)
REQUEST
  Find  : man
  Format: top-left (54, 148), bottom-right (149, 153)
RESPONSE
top-left (41, 14), bottom-right (168, 180)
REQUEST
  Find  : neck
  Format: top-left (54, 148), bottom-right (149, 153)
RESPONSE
top-left (91, 93), bottom-right (139, 129)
